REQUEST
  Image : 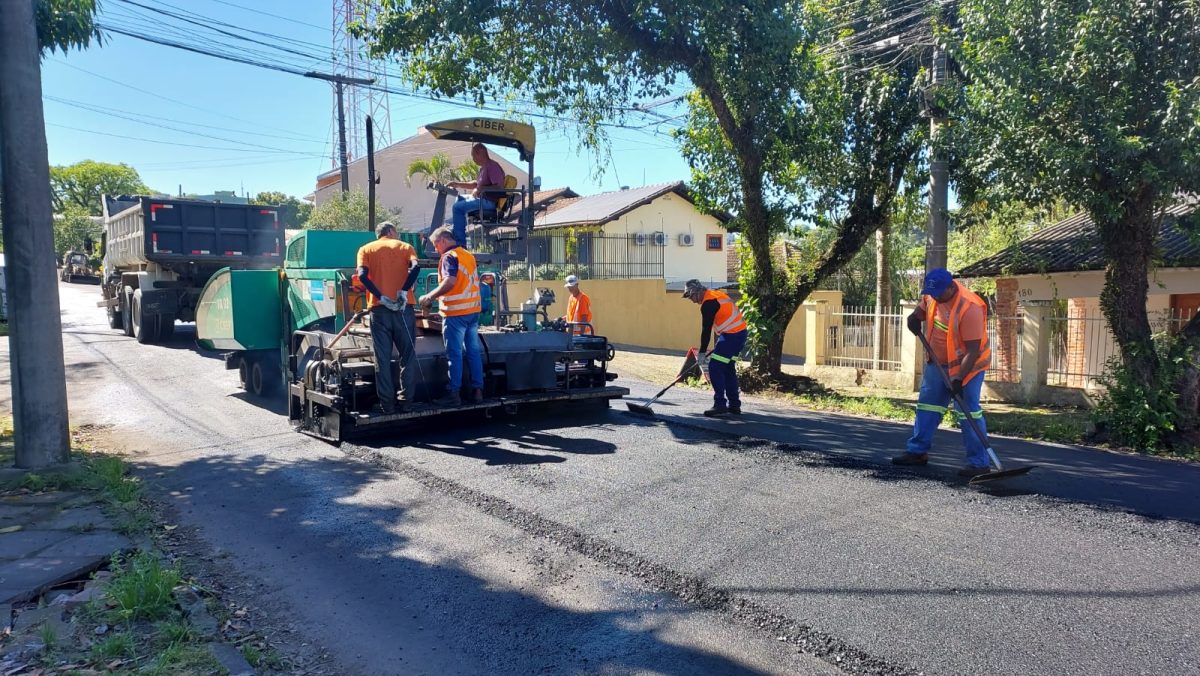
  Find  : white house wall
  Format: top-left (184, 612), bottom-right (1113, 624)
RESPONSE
top-left (599, 193), bottom-right (728, 284)
top-left (1013, 268), bottom-right (1200, 302)
top-left (313, 132), bottom-right (527, 233)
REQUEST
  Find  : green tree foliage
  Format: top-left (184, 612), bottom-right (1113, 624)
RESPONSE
top-left (951, 0), bottom-right (1200, 448)
top-left (251, 191), bottom-right (312, 229)
top-left (53, 204), bottom-right (99, 259)
top-left (406, 153), bottom-right (477, 187)
top-left (360, 0), bottom-right (925, 376)
top-left (306, 188), bottom-right (398, 232)
top-left (35, 0), bottom-right (102, 55)
top-left (50, 160), bottom-right (149, 215)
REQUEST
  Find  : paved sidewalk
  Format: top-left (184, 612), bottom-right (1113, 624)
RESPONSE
top-left (0, 488), bottom-right (132, 604)
top-left (620, 376), bottom-right (1200, 523)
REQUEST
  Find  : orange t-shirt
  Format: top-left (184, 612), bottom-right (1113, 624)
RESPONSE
top-left (566, 292), bottom-right (592, 327)
top-left (919, 295), bottom-right (985, 364)
top-left (356, 237), bottom-right (417, 309)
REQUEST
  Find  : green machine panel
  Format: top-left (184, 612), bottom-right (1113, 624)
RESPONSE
top-left (195, 268), bottom-right (283, 351)
top-left (285, 230), bottom-right (374, 269)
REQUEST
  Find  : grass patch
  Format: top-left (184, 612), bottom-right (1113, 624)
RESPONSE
top-left (106, 550), bottom-right (182, 622)
top-left (91, 631), bottom-right (137, 661)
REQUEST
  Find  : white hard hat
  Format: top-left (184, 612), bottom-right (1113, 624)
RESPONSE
top-left (564, 274), bottom-right (579, 287)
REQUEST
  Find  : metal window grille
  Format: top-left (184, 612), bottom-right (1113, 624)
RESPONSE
top-left (824, 305), bottom-right (904, 372)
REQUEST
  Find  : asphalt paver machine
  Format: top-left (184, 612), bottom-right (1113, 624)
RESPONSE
top-left (196, 118), bottom-right (627, 441)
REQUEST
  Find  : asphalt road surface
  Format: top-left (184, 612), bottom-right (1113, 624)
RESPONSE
top-left (19, 281), bottom-right (1200, 675)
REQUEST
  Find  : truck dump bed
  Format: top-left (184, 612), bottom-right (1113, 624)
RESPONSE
top-left (103, 196), bottom-right (284, 272)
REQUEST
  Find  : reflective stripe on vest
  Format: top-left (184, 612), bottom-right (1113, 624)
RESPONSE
top-left (703, 289), bottom-right (747, 335)
top-left (439, 247), bottom-right (482, 317)
top-left (924, 281), bottom-right (991, 383)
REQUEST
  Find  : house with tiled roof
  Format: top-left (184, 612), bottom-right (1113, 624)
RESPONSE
top-left (312, 126), bottom-right (527, 234)
top-left (959, 195), bottom-right (1200, 389)
top-left (516, 181), bottom-right (732, 284)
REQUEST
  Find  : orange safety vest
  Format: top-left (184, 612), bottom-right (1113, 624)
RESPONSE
top-left (925, 281), bottom-right (991, 383)
top-left (438, 247), bottom-right (482, 317)
top-left (704, 289), bottom-right (747, 335)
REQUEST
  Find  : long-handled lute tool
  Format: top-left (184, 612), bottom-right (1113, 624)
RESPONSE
top-left (915, 331), bottom-right (1035, 484)
top-left (626, 358), bottom-right (702, 417)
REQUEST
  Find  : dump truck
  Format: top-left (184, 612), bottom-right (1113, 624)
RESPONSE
top-left (194, 117), bottom-right (627, 441)
top-left (98, 196), bottom-right (285, 343)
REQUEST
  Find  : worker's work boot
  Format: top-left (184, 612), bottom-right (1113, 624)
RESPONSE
top-left (703, 405), bottom-right (730, 417)
top-left (471, 388), bottom-right (484, 404)
top-left (957, 465), bottom-right (991, 479)
top-left (891, 452), bottom-right (929, 466)
top-left (433, 392), bottom-right (462, 407)
top-left (729, 405), bottom-right (742, 415)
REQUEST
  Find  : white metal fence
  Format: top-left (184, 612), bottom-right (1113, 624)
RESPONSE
top-left (824, 305), bottom-right (903, 372)
top-left (1046, 307), bottom-right (1197, 389)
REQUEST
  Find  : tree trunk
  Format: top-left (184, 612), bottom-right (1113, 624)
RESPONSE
top-left (874, 222), bottom-right (892, 369)
top-left (1096, 190), bottom-right (1159, 399)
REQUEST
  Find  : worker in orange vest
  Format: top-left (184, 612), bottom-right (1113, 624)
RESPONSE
top-left (419, 226), bottom-right (484, 407)
top-left (894, 268), bottom-right (994, 478)
top-left (560, 274), bottom-right (592, 333)
top-left (683, 279), bottom-right (748, 417)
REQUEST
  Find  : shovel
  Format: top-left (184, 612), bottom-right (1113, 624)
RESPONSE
top-left (915, 331), bottom-right (1035, 484)
top-left (626, 358), bottom-right (702, 417)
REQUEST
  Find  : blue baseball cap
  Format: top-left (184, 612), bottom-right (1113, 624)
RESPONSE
top-left (921, 268), bottom-right (954, 297)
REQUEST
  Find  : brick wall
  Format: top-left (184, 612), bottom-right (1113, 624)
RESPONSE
top-left (992, 278), bottom-right (1020, 382)
top-left (1066, 297), bottom-right (1088, 388)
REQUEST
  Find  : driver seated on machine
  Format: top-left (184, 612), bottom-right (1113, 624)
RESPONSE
top-left (445, 143), bottom-right (506, 246)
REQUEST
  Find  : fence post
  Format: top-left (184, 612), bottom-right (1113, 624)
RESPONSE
top-left (1020, 302), bottom-right (1051, 403)
top-left (804, 301), bottom-right (828, 367)
top-left (899, 301), bottom-right (921, 391)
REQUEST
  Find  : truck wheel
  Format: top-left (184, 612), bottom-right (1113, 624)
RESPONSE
top-left (249, 359), bottom-right (280, 397)
top-left (237, 357), bottom-right (250, 390)
top-left (132, 289), bottom-right (160, 344)
top-left (121, 289), bottom-right (135, 337)
top-left (106, 299), bottom-right (123, 330)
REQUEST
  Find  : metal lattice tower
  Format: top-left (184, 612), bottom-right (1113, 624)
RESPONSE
top-left (331, 0), bottom-right (392, 165)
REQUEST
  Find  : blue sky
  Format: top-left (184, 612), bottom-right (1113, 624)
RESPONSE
top-left (41, 0), bottom-right (691, 201)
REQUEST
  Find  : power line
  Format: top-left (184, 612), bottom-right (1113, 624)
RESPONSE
top-left (46, 122), bottom-right (320, 154)
top-left (204, 0), bottom-right (327, 31)
top-left (44, 96), bottom-right (325, 155)
top-left (44, 95), bottom-right (326, 145)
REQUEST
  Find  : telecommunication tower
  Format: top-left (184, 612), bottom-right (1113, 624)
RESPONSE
top-left (331, 0), bottom-right (392, 164)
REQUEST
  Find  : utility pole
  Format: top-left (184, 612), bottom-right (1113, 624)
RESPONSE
top-left (304, 72), bottom-right (375, 194)
top-left (366, 115), bottom-right (376, 231)
top-left (0, 0), bottom-right (71, 468)
top-left (925, 46), bottom-right (949, 272)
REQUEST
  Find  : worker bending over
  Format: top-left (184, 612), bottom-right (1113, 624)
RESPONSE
top-left (356, 222), bottom-right (420, 414)
top-left (893, 268), bottom-right (993, 478)
top-left (682, 279), bottom-right (748, 417)
top-left (561, 274), bottom-right (592, 333)
top-left (419, 226), bottom-right (484, 407)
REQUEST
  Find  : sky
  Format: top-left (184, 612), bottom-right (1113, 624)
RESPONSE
top-left (41, 0), bottom-right (692, 202)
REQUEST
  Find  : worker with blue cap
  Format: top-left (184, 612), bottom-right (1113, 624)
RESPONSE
top-left (894, 268), bottom-right (993, 478)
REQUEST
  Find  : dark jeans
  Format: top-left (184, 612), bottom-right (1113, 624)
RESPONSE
top-left (710, 329), bottom-right (748, 408)
top-left (370, 305), bottom-right (416, 410)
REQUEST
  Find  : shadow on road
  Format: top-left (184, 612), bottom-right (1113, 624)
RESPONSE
top-left (134, 451), bottom-right (772, 675)
top-left (361, 416), bottom-right (619, 466)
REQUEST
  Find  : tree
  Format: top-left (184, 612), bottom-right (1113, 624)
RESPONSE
top-left (406, 153), bottom-right (477, 187)
top-left (35, 0), bottom-right (102, 55)
top-left (50, 160), bottom-right (148, 215)
top-left (307, 188), bottom-right (398, 232)
top-left (951, 0), bottom-right (1200, 445)
top-left (52, 204), bottom-right (98, 259)
top-left (251, 191), bottom-right (312, 229)
top-left (361, 0), bottom-right (925, 376)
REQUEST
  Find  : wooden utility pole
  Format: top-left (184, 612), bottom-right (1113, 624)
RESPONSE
top-left (304, 72), bottom-right (376, 194)
top-left (925, 46), bottom-right (949, 272)
top-left (0, 0), bottom-right (71, 468)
